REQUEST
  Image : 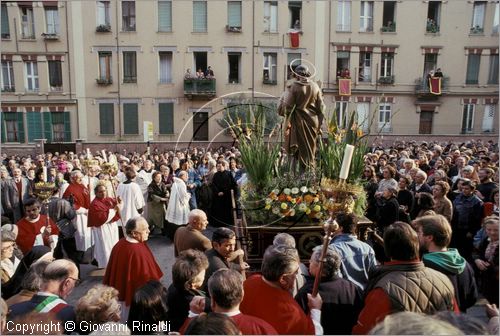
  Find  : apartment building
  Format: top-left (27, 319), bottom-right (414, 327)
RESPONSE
top-left (1, 0), bottom-right (498, 153)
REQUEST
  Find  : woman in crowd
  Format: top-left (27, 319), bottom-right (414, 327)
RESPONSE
top-left (376, 187), bottom-right (400, 233)
top-left (397, 175), bottom-right (414, 223)
top-left (1, 230), bottom-right (20, 285)
top-left (416, 192), bottom-right (436, 218)
top-left (128, 281), bottom-right (169, 335)
top-left (375, 166), bottom-right (398, 198)
top-left (363, 165), bottom-right (379, 222)
top-left (432, 181), bottom-right (453, 223)
top-left (147, 172), bottom-right (169, 235)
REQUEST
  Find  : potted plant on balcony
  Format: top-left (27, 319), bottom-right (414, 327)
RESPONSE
top-left (378, 76), bottom-right (394, 85)
top-left (380, 21), bottom-right (396, 32)
top-left (470, 25), bottom-right (484, 34)
top-left (96, 24), bottom-right (111, 33)
top-left (41, 32), bottom-right (59, 40)
top-left (96, 77), bottom-right (113, 85)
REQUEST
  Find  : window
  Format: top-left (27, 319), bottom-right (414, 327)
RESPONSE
top-left (378, 104), bottom-right (392, 132)
top-left (263, 53), bottom-right (277, 84)
top-left (335, 101), bottom-right (348, 128)
top-left (159, 103), bottom-right (174, 134)
top-left (228, 52), bottom-right (241, 83)
top-left (336, 51), bottom-right (350, 78)
top-left (123, 103), bottom-right (138, 134)
top-left (25, 61), bottom-right (39, 92)
top-left (264, 1), bottom-right (278, 32)
top-left (45, 112), bottom-right (70, 142)
top-left (462, 104), bottom-right (475, 133)
top-left (194, 52), bottom-right (207, 74)
top-left (381, 1), bottom-right (396, 32)
top-left (426, 1), bottom-right (441, 33)
top-left (471, 1), bottom-right (486, 33)
top-left (122, 1), bottom-right (136, 31)
top-left (123, 51), bottom-right (137, 83)
top-left (98, 52), bottom-right (112, 82)
top-left (228, 1), bottom-right (242, 29)
top-left (99, 103), bottom-right (114, 135)
top-left (466, 54), bottom-right (481, 84)
top-left (1, 61), bottom-right (15, 92)
top-left (488, 54), bottom-right (499, 84)
top-left (159, 52), bottom-right (172, 84)
top-left (97, 1), bottom-right (111, 27)
top-left (158, 1), bottom-right (172, 32)
top-left (494, 3), bottom-right (499, 34)
top-left (336, 0), bottom-right (351, 31)
top-left (20, 5), bottom-right (35, 39)
top-left (358, 52), bottom-right (372, 82)
top-left (1, 4), bottom-right (10, 39)
top-left (423, 53), bottom-right (438, 77)
top-left (193, 111), bottom-right (208, 141)
top-left (288, 1), bottom-right (301, 29)
top-left (193, 1), bottom-right (207, 32)
top-left (48, 60), bottom-right (63, 91)
top-left (359, 1), bottom-right (373, 32)
top-left (45, 7), bottom-right (59, 35)
top-left (482, 104), bottom-right (496, 132)
top-left (287, 52), bottom-right (300, 79)
top-left (380, 52), bottom-right (394, 78)
top-left (356, 102), bottom-right (370, 132)
top-left (1, 112), bottom-right (24, 143)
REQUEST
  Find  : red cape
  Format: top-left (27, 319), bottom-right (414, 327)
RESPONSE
top-left (103, 238), bottom-right (163, 306)
top-left (63, 183), bottom-right (90, 210)
top-left (88, 197), bottom-right (120, 228)
top-left (16, 215), bottom-right (60, 255)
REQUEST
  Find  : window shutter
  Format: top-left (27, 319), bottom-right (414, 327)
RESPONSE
top-left (0, 112), bottom-right (5, 143)
top-left (158, 1), bottom-right (172, 32)
top-left (193, 1), bottom-right (207, 32)
top-left (489, 55), bottom-right (499, 84)
top-left (1, 5), bottom-right (9, 36)
top-left (99, 103), bottom-right (115, 135)
top-left (159, 103), bottom-right (174, 134)
top-left (27, 111), bottom-right (42, 142)
top-left (228, 1), bottom-right (241, 28)
top-left (43, 112), bottom-right (53, 142)
top-left (466, 54), bottom-right (480, 84)
top-left (123, 103), bottom-right (138, 134)
top-left (17, 112), bottom-right (25, 143)
top-left (63, 111), bottom-right (71, 141)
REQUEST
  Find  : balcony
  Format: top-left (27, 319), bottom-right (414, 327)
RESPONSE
top-left (226, 25), bottom-right (242, 33)
top-left (470, 26), bottom-right (484, 35)
top-left (426, 21), bottom-right (440, 33)
top-left (42, 33), bottom-right (59, 40)
top-left (184, 78), bottom-right (216, 99)
top-left (378, 76), bottom-right (394, 85)
top-left (380, 22), bottom-right (396, 33)
top-left (96, 24), bottom-right (111, 33)
top-left (96, 77), bottom-right (113, 85)
top-left (1, 33), bottom-right (10, 39)
top-left (1, 86), bottom-right (15, 93)
top-left (414, 76), bottom-right (449, 97)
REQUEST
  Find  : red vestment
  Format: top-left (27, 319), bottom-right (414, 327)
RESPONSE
top-left (240, 274), bottom-right (314, 335)
top-left (180, 312), bottom-right (278, 335)
top-left (16, 215), bottom-right (59, 255)
top-left (103, 238), bottom-right (163, 306)
top-left (88, 197), bottom-right (120, 228)
top-left (63, 183), bottom-right (90, 210)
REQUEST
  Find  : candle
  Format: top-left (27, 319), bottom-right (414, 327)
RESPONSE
top-left (42, 167), bottom-right (47, 182)
top-left (86, 148), bottom-right (91, 158)
top-left (101, 150), bottom-right (108, 162)
top-left (339, 144), bottom-right (355, 180)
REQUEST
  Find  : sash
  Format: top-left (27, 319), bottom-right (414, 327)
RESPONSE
top-left (34, 296), bottom-right (68, 314)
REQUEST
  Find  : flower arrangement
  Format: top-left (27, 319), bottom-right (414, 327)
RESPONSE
top-left (264, 185), bottom-right (326, 220)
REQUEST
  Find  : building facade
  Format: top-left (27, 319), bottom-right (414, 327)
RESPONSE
top-left (1, 0), bottom-right (498, 154)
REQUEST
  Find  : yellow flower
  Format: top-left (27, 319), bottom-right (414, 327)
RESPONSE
top-left (305, 208), bottom-right (312, 215)
top-left (357, 128), bottom-right (363, 138)
top-left (290, 198), bottom-right (297, 204)
top-left (265, 204), bottom-right (271, 210)
top-left (298, 203), bottom-right (307, 212)
top-left (281, 203), bottom-right (288, 210)
top-left (313, 204), bottom-right (321, 212)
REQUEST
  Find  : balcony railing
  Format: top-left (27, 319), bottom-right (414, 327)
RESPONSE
top-left (1, 86), bottom-right (15, 92)
top-left (414, 76), bottom-right (449, 94)
top-left (96, 24), bottom-right (111, 33)
top-left (380, 22), bottom-right (396, 32)
top-left (184, 78), bottom-right (216, 99)
top-left (378, 75), bottom-right (394, 85)
top-left (42, 32), bottom-right (59, 40)
top-left (470, 26), bottom-right (484, 34)
top-left (426, 21), bottom-right (440, 33)
top-left (96, 77), bottom-right (113, 85)
top-left (226, 25), bottom-right (242, 33)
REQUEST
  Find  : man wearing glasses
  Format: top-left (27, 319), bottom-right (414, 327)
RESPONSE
top-left (8, 259), bottom-right (79, 333)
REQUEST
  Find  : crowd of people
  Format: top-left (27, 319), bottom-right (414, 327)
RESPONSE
top-left (0, 138), bottom-right (498, 335)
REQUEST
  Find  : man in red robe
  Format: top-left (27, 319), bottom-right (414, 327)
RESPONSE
top-left (103, 216), bottom-right (163, 321)
top-left (63, 170), bottom-right (91, 252)
top-left (88, 184), bottom-right (122, 268)
top-left (16, 198), bottom-right (59, 255)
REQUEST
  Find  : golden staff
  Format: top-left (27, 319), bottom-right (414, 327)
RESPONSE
top-left (100, 152), bottom-right (127, 237)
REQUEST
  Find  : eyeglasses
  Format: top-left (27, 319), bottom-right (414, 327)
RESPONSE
top-left (67, 277), bottom-right (81, 286)
top-left (1, 243), bottom-right (15, 251)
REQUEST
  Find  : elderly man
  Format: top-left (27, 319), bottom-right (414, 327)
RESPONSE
top-left (1, 167), bottom-right (30, 223)
top-left (352, 222), bottom-right (457, 334)
top-left (88, 184), bottom-right (123, 268)
top-left (103, 216), bottom-right (163, 321)
top-left (9, 259), bottom-right (79, 331)
top-left (63, 170), bottom-right (92, 253)
top-left (16, 199), bottom-right (59, 256)
top-left (240, 245), bottom-right (323, 335)
top-left (174, 209), bottom-right (211, 257)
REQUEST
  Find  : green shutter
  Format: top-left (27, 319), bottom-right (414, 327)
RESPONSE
top-left (158, 1), bottom-right (172, 32)
top-left (27, 111), bottom-right (43, 142)
top-left (0, 112), bottom-right (5, 143)
top-left (43, 112), bottom-right (53, 142)
top-left (1, 5), bottom-right (9, 37)
top-left (228, 1), bottom-right (241, 28)
top-left (17, 112), bottom-right (25, 143)
top-left (63, 111), bottom-right (71, 141)
top-left (159, 103), bottom-right (174, 134)
top-left (99, 103), bottom-right (114, 135)
top-left (193, 1), bottom-right (207, 32)
top-left (123, 103), bottom-right (138, 134)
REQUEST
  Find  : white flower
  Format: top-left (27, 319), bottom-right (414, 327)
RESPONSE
top-left (283, 188), bottom-right (291, 195)
top-left (265, 198), bottom-right (273, 205)
top-left (300, 186), bottom-right (308, 193)
top-left (309, 187), bottom-right (318, 194)
top-left (291, 187), bottom-right (299, 195)
top-left (272, 207), bottom-right (281, 214)
top-left (272, 189), bottom-right (280, 195)
top-left (298, 203), bottom-right (307, 212)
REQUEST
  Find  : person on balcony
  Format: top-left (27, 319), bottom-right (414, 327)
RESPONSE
top-left (205, 66), bottom-right (215, 79)
top-left (196, 69), bottom-right (205, 79)
top-left (184, 69), bottom-right (194, 79)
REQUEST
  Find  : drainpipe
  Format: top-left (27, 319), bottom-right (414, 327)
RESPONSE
top-left (64, 2), bottom-right (79, 139)
top-left (251, 1), bottom-right (255, 101)
top-left (115, 0), bottom-right (122, 138)
top-left (327, 0), bottom-right (331, 88)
